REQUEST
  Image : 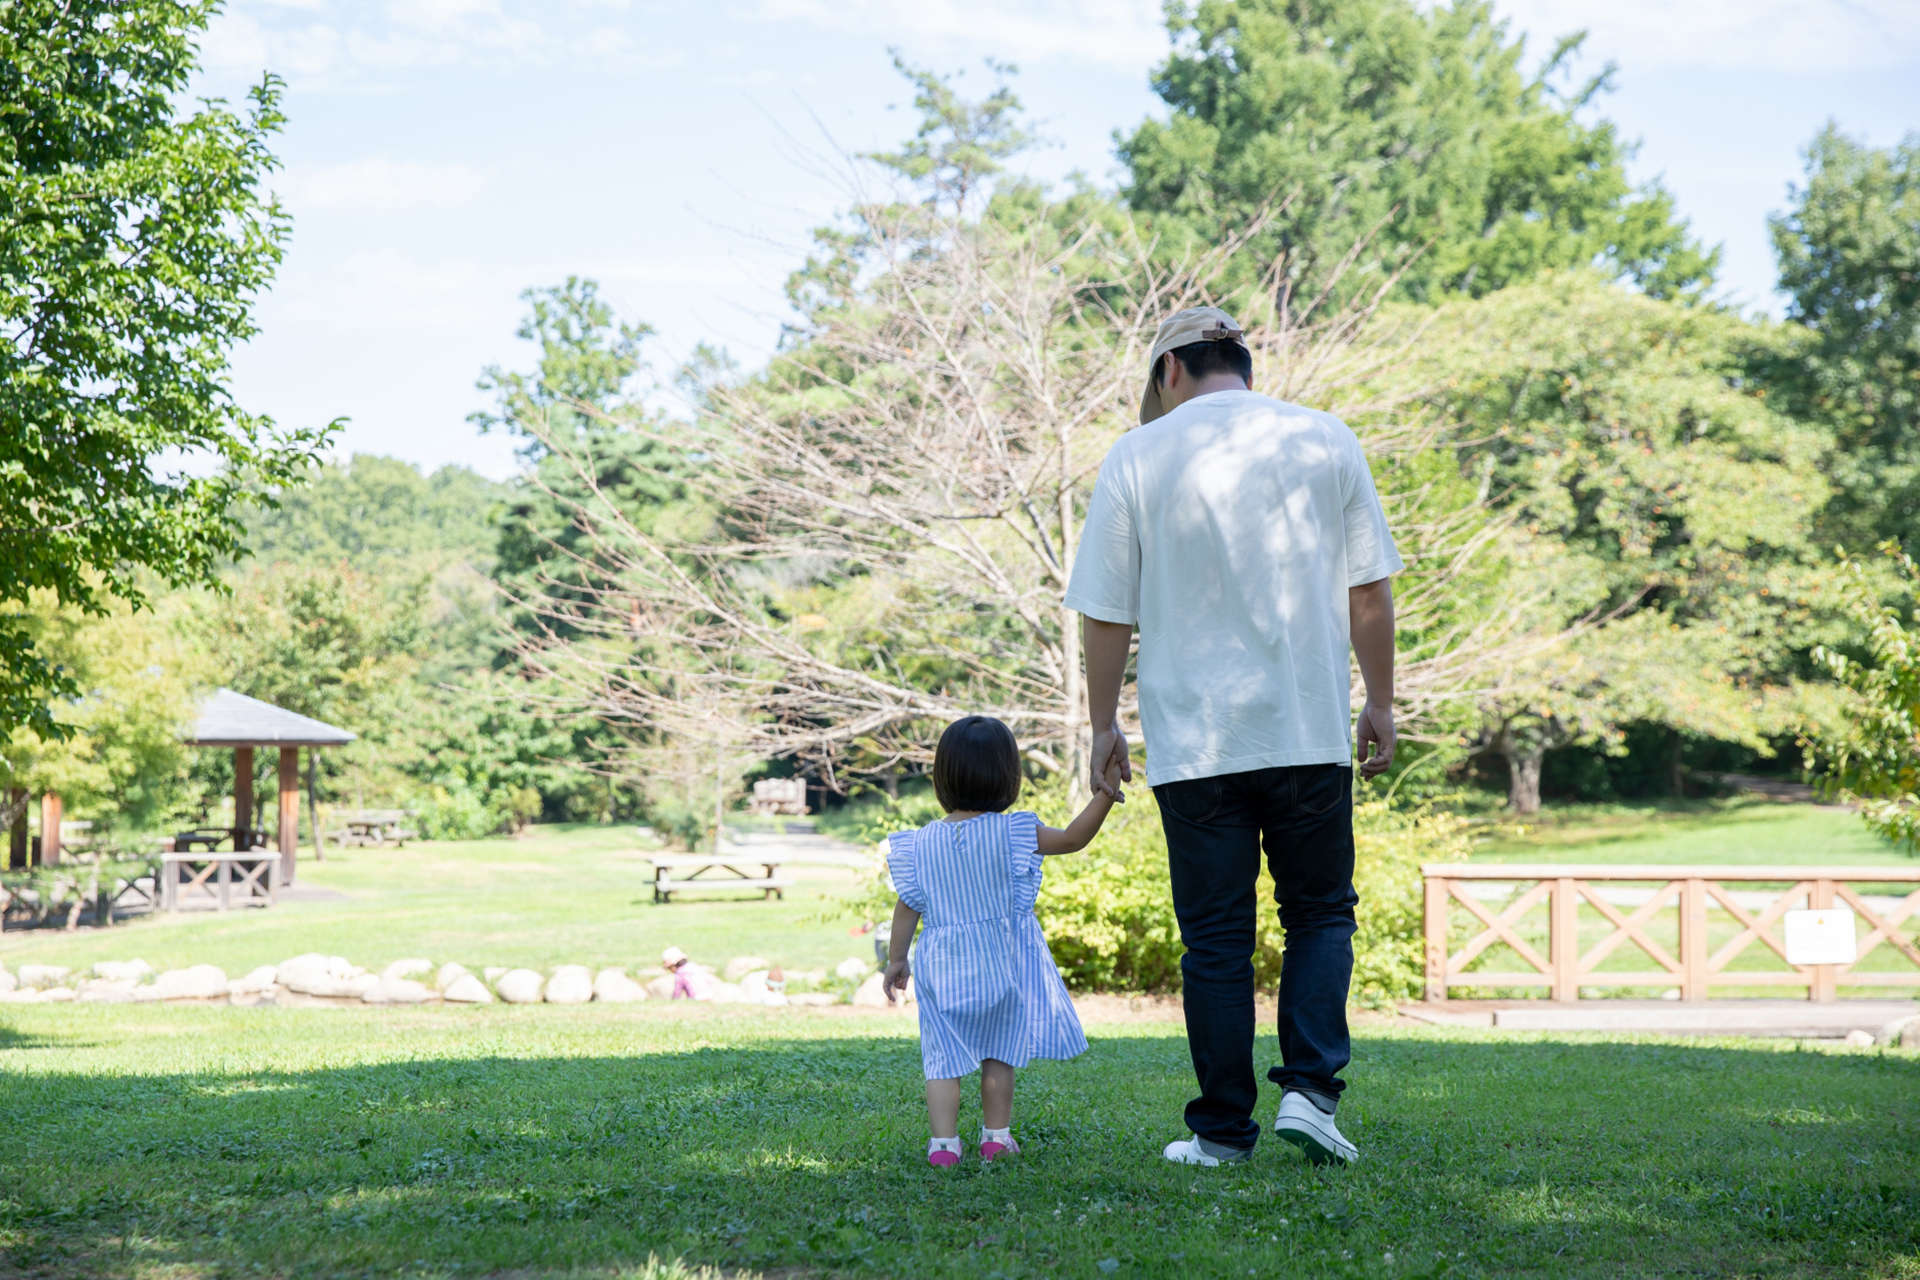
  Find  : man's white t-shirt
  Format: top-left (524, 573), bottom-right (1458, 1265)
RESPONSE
top-left (1063, 389), bottom-right (1403, 785)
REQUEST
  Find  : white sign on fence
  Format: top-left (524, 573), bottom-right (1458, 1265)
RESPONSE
top-left (1783, 907), bottom-right (1857, 966)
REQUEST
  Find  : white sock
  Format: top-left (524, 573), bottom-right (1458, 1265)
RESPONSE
top-left (981, 1126), bottom-right (1012, 1146)
top-left (929, 1136), bottom-right (962, 1154)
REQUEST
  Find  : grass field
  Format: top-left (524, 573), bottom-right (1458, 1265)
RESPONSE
top-left (1, 802), bottom-right (1915, 1276)
top-left (0, 1002), bottom-right (1914, 1279)
top-left (0, 826), bottom-right (876, 983)
top-left (1468, 799), bottom-right (1909, 866)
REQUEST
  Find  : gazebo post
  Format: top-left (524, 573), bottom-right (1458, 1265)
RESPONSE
top-left (233, 746), bottom-right (254, 850)
top-left (39, 791), bottom-right (61, 865)
top-left (278, 747), bottom-right (299, 885)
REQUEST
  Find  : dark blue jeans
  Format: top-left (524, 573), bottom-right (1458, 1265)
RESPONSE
top-left (1153, 763), bottom-right (1358, 1150)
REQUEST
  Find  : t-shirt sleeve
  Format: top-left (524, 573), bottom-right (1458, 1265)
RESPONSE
top-left (1062, 451), bottom-right (1139, 625)
top-left (1007, 810), bottom-right (1042, 880)
top-left (1341, 430), bottom-right (1405, 586)
top-left (885, 831), bottom-right (926, 913)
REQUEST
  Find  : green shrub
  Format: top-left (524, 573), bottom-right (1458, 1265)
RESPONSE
top-left (854, 774), bottom-right (1470, 1005)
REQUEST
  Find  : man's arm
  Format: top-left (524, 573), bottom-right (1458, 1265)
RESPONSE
top-left (1349, 577), bottom-right (1396, 778)
top-left (1083, 617), bottom-right (1134, 798)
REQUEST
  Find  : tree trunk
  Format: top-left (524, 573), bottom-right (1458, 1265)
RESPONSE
top-left (1061, 603), bottom-right (1086, 803)
top-left (1505, 739), bottom-right (1545, 815)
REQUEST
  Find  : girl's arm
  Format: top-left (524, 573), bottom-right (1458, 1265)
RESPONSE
top-left (1036, 766), bottom-right (1125, 855)
top-left (880, 899), bottom-right (920, 1003)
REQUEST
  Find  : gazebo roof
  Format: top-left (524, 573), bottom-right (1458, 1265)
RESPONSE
top-left (186, 688), bottom-right (356, 748)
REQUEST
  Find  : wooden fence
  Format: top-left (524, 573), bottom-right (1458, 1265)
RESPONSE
top-left (1422, 864), bottom-right (1920, 1002)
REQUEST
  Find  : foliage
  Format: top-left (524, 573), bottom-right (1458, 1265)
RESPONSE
top-left (516, 66), bottom-right (1523, 808)
top-left (1401, 271), bottom-right (1838, 808)
top-left (0, 0), bottom-right (328, 739)
top-left (1805, 544), bottom-right (1920, 853)
top-left (854, 775), bottom-right (1469, 1001)
top-left (0, 596), bottom-right (199, 834)
top-left (242, 455), bottom-right (502, 575)
top-left (1766, 126), bottom-right (1920, 554)
top-left (1120, 0), bottom-right (1716, 307)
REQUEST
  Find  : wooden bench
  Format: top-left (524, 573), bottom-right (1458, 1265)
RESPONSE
top-left (159, 852), bottom-right (279, 911)
top-left (647, 855), bottom-right (792, 903)
top-left (326, 809), bottom-right (418, 848)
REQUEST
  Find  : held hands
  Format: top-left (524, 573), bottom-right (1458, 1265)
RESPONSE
top-left (1355, 701), bottom-right (1396, 779)
top-left (881, 958), bottom-right (911, 1004)
top-left (1090, 724), bottom-right (1132, 800)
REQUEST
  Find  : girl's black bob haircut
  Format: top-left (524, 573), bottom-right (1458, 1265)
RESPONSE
top-left (932, 715), bottom-right (1023, 814)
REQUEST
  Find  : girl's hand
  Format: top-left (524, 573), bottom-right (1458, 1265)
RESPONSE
top-left (881, 958), bottom-right (911, 1004)
top-left (1103, 757), bottom-right (1127, 804)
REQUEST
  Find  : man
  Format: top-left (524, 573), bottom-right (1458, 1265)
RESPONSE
top-left (1063, 306), bottom-right (1400, 1167)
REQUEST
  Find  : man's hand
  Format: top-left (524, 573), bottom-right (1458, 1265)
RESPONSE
top-left (881, 958), bottom-right (911, 1004)
top-left (1090, 724), bottom-right (1132, 799)
top-left (1355, 701), bottom-right (1396, 778)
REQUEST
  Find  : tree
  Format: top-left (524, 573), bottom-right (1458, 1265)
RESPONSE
top-left (0, 0), bottom-right (327, 741)
top-left (1805, 544), bottom-right (1920, 853)
top-left (480, 278), bottom-right (691, 647)
top-left (1, 595), bottom-right (200, 839)
top-left (242, 455), bottom-right (502, 573)
top-left (1119, 0), bottom-right (1716, 308)
top-left (510, 69), bottom-right (1527, 802)
top-left (1766, 126), bottom-right (1920, 553)
top-left (1405, 272), bottom-right (1837, 809)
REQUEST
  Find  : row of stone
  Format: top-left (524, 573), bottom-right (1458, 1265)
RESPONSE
top-left (0, 953), bottom-right (892, 1007)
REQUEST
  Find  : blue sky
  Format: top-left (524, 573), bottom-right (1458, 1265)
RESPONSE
top-left (192, 0), bottom-right (1920, 481)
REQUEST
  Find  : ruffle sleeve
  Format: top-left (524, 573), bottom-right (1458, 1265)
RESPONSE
top-left (1007, 810), bottom-right (1043, 885)
top-left (885, 830), bottom-right (926, 913)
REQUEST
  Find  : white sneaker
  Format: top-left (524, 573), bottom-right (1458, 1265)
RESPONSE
top-left (1162, 1134), bottom-right (1251, 1166)
top-left (1273, 1092), bottom-right (1358, 1165)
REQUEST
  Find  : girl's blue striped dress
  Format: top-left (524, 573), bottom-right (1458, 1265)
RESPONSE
top-left (887, 811), bottom-right (1088, 1080)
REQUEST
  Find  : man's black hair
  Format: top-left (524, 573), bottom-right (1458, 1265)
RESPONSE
top-left (1154, 339), bottom-right (1253, 391)
top-left (931, 715), bottom-right (1023, 814)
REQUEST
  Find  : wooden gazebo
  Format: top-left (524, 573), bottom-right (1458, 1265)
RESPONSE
top-left (185, 689), bottom-right (355, 885)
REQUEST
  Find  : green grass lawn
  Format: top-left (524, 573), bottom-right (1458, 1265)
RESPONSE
top-left (1467, 799), bottom-right (1911, 867)
top-left (0, 825), bottom-right (877, 982)
top-left (0, 1002), bottom-right (1914, 1279)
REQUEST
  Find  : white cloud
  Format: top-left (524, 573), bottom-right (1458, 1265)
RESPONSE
top-left (749, 0), bottom-right (1165, 70)
top-left (281, 157), bottom-right (487, 213)
top-left (1498, 0), bottom-right (1920, 73)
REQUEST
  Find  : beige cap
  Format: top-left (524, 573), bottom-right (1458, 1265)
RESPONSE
top-left (1139, 306), bottom-right (1249, 424)
top-left (661, 946), bottom-right (687, 968)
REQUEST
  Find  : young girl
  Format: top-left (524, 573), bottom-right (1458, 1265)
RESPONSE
top-left (880, 715), bottom-right (1123, 1167)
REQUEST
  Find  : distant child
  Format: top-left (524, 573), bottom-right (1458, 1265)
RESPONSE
top-left (880, 715), bottom-right (1124, 1166)
top-left (662, 946), bottom-right (713, 1000)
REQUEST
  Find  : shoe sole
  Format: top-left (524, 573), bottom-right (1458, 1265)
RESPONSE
top-left (1275, 1124), bottom-right (1353, 1166)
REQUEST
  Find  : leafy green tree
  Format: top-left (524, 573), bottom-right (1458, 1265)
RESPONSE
top-left (1119, 0), bottom-right (1716, 306)
top-left (1767, 126), bottom-right (1920, 553)
top-left (1, 596), bottom-right (200, 839)
top-left (1409, 272), bottom-right (1838, 808)
top-left (1806, 543), bottom-right (1920, 853)
top-left (0, 0), bottom-right (328, 740)
top-left (480, 278), bottom-right (691, 646)
top-left (243, 455), bottom-right (501, 572)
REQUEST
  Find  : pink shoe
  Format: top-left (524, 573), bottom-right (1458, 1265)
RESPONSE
top-left (928, 1139), bottom-right (962, 1168)
top-left (979, 1135), bottom-right (1021, 1162)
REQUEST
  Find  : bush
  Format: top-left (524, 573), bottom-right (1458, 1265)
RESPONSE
top-left (856, 775), bottom-right (1470, 1005)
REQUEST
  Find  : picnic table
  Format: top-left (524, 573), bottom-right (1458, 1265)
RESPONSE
top-left (159, 852), bottom-right (278, 911)
top-left (647, 854), bottom-right (792, 903)
top-left (326, 809), bottom-right (418, 848)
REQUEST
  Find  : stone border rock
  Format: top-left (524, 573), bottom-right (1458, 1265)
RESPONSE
top-left (0, 953), bottom-right (896, 1010)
